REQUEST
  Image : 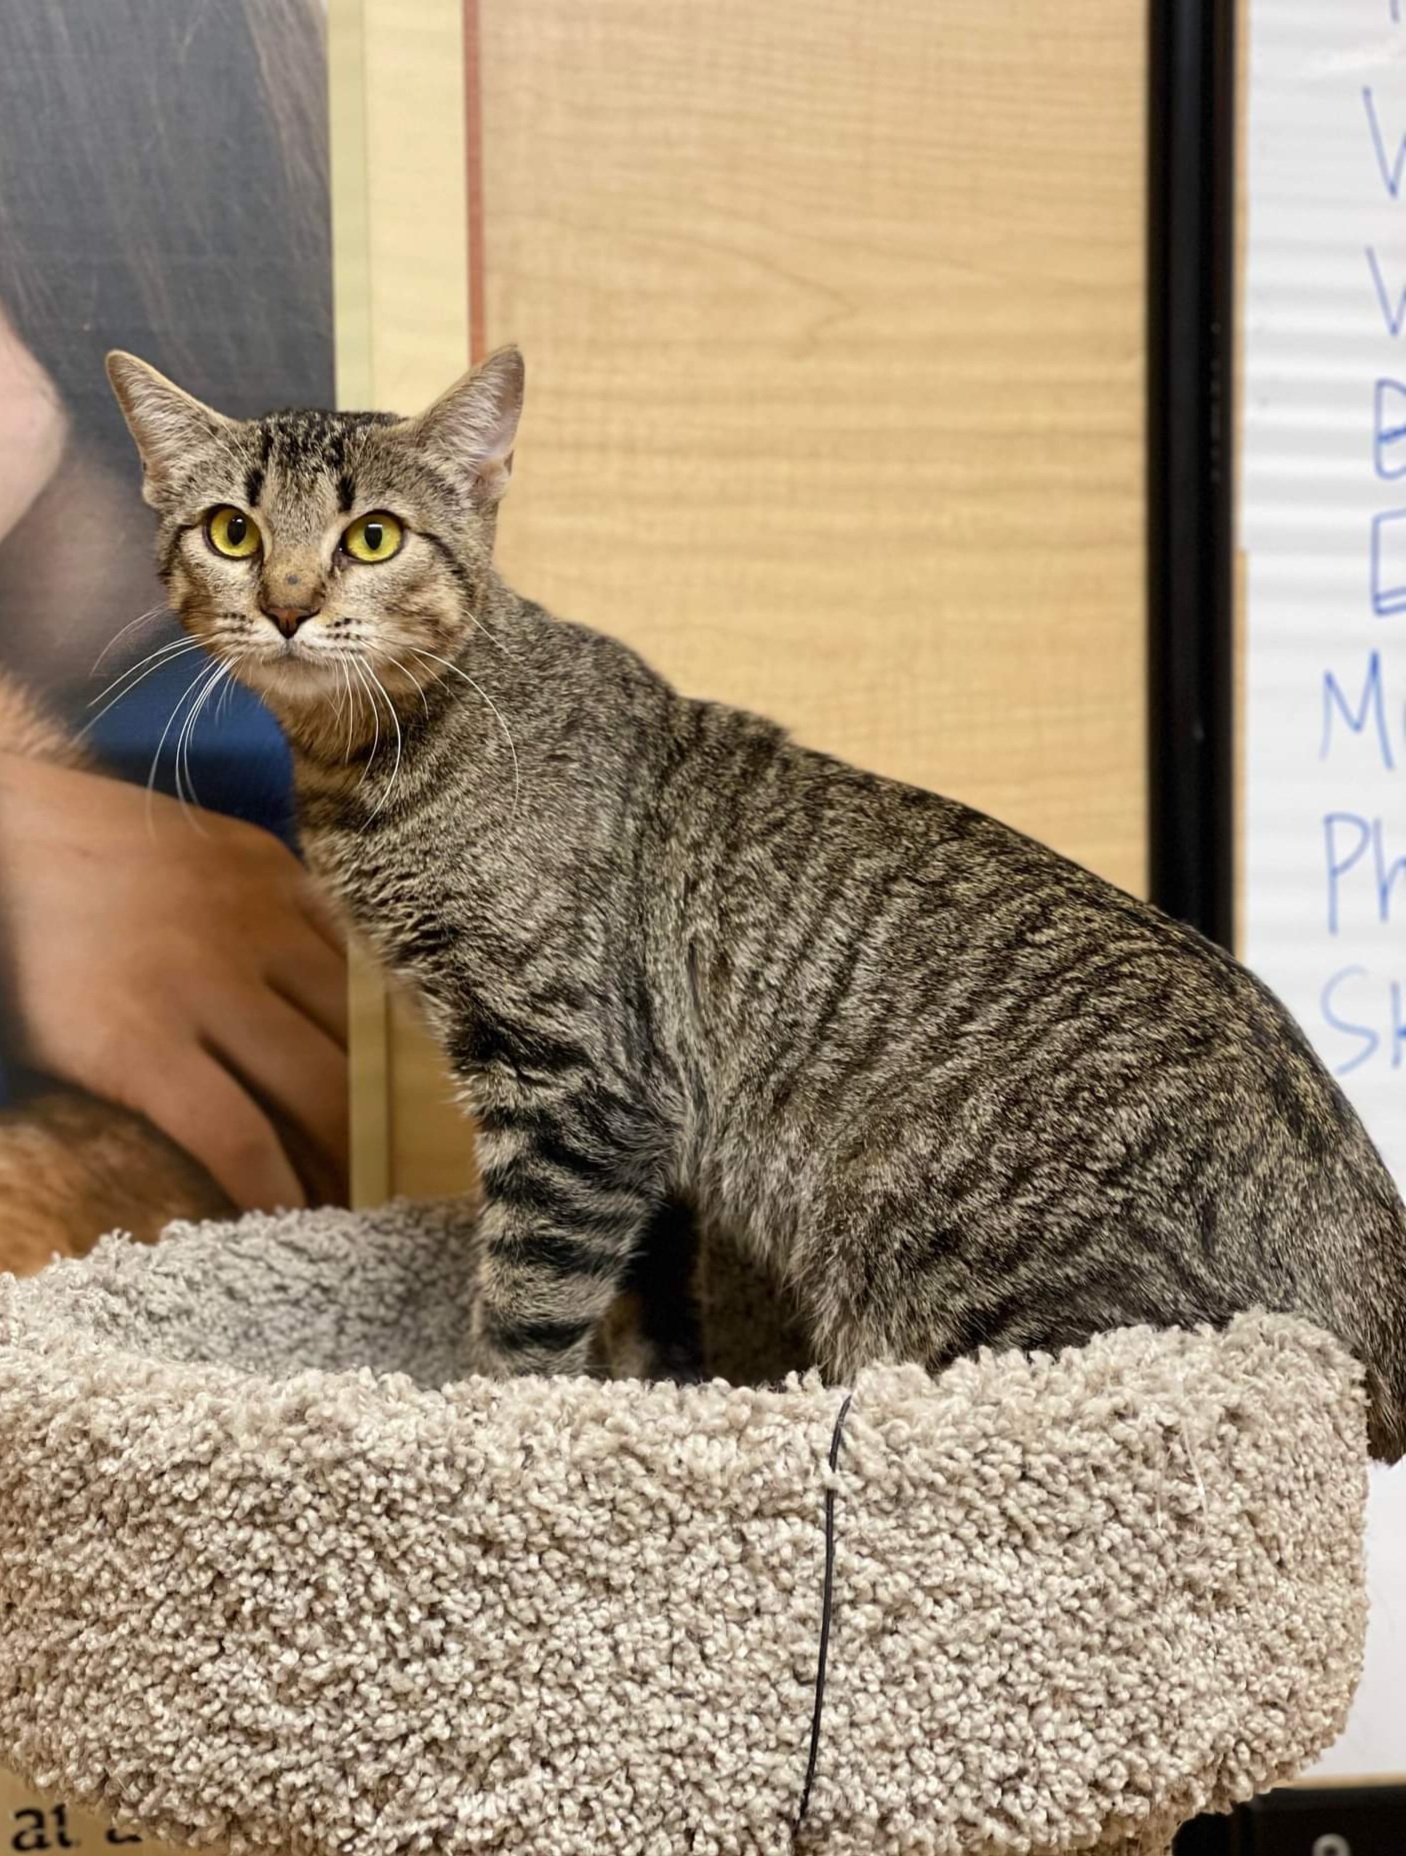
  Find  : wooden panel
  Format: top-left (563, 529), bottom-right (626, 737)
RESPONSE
top-left (479, 0), bottom-right (1146, 893)
top-left (331, 0), bottom-right (476, 1203)
top-left (344, 0), bottom-right (1149, 1202)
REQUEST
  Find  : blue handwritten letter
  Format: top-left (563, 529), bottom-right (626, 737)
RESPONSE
top-left (1374, 820), bottom-right (1406, 923)
top-left (1321, 966), bottom-right (1380, 1076)
top-left (1372, 508), bottom-right (1406, 614)
top-left (1365, 89), bottom-right (1406, 197)
top-left (1322, 651), bottom-right (1395, 769)
top-left (1368, 247), bottom-right (1406, 337)
top-left (1324, 813), bottom-right (1376, 934)
top-left (1375, 378), bottom-right (1406, 478)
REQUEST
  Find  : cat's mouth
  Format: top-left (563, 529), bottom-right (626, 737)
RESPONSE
top-left (228, 636), bottom-right (342, 702)
top-left (202, 620), bottom-right (417, 719)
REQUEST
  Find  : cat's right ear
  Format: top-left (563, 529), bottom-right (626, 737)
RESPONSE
top-left (412, 346), bottom-right (524, 506)
top-left (105, 352), bottom-right (229, 507)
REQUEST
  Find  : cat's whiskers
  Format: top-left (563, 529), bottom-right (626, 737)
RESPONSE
top-left (175, 658), bottom-right (233, 814)
top-left (315, 644), bottom-right (400, 780)
top-left (170, 658), bottom-right (226, 820)
top-left (340, 659), bottom-right (356, 762)
top-left (327, 658), bottom-right (348, 725)
top-left (407, 645), bottom-right (521, 816)
top-left (144, 656), bottom-right (226, 837)
top-left (357, 657), bottom-right (404, 825)
top-left (348, 656), bottom-right (382, 790)
top-left (462, 607), bottom-right (516, 663)
top-left (87, 631), bottom-right (200, 709)
top-left (378, 650), bottom-right (431, 719)
top-left (328, 660), bottom-right (352, 731)
top-left (80, 636), bottom-right (210, 741)
top-left (214, 656), bottom-right (245, 725)
top-left (90, 604), bottom-right (171, 674)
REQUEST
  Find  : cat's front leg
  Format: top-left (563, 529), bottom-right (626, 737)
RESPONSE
top-left (469, 1096), bottom-right (666, 1378)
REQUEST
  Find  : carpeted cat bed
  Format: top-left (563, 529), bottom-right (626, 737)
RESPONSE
top-left (0, 1200), bottom-right (1369, 1856)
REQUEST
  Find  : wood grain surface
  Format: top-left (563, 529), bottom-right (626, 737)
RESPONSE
top-left (346, 0), bottom-right (1149, 1199)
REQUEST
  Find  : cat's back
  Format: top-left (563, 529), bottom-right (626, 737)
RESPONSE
top-left (680, 717), bottom-right (1396, 1213)
top-left (675, 728), bottom-right (1406, 1454)
top-left (685, 717), bottom-right (1265, 1064)
top-left (803, 741), bottom-right (1385, 1161)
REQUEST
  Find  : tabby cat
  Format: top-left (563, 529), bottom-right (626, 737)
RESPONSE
top-left (107, 346), bottom-right (1406, 1459)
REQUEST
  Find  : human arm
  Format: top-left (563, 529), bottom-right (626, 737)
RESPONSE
top-left (0, 752), bottom-right (348, 1211)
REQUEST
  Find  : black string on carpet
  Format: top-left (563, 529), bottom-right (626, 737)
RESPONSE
top-left (793, 1389), bottom-right (854, 1843)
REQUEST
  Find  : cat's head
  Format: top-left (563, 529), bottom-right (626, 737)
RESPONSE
top-left (104, 348), bottom-right (523, 725)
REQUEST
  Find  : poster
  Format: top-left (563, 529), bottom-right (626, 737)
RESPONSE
top-left (0, 3), bottom-right (342, 1830)
top-left (1241, 0), bottom-right (1406, 1777)
top-left (0, 0), bottom-right (346, 1260)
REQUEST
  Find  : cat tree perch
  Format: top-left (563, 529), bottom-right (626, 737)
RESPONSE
top-left (0, 1199), bottom-right (1368, 1856)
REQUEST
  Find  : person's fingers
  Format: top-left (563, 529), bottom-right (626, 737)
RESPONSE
top-left (293, 868), bottom-right (347, 957)
top-left (266, 920), bottom-right (349, 1051)
top-left (228, 817), bottom-right (345, 953)
top-left (278, 1116), bottom-right (349, 1209)
top-left (203, 990), bottom-right (349, 1190)
top-left (143, 1052), bottom-right (307, 1212)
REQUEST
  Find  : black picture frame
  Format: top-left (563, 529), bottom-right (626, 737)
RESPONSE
top-left (1147, 0), bottom-right (1237, 950)
top-left (1152, 12), bottom-right (1239, 1838)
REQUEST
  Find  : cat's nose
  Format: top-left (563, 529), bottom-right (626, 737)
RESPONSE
top-left (262, 603), bottom-right (321, 639)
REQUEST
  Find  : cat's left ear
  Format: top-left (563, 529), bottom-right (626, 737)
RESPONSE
top-left (105, 352), bottom-right (230, 507)
top-left (413, 346), bottom-right (524, 506)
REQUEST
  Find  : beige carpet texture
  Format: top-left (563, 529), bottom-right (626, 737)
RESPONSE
top-left (0, 1200), bottom-right (1371, 1856)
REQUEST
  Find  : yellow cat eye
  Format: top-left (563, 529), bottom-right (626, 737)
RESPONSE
top-left (205, 505), bottom-right (262, 559)
top-left (341, 511), bottom-right (404, 563)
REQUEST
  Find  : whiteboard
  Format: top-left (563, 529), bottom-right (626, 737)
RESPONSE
top-left (1241, 0), bottom-right (1405, 1777)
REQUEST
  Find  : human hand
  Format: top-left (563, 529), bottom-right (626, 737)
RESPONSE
top-left (0, 754), bottom-right (348, 1211)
